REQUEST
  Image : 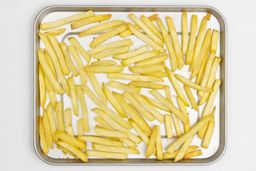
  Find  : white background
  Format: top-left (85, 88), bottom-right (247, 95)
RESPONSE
top-left (0, 0), bottom-right (255, 170)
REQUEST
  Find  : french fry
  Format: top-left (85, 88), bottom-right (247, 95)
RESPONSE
top-left (71, 14), bottom-right (112, 29)
top-left (88, 73), bottom-right (107, 105)
top-left (164, 85), bottom-right (173, 103)
top-left (93, 144), bottom-right (139, 154)
top-left (146, 126), bottom-right (158, 157)
top-left (76, 85), bottom-right (89, 132)
top-left (103, 84), bottom-right (126, 117)
top-left (177, 97), bottom-right (190, 132)
top-left (68, 45), bottom-right (84, 71)
top-left (128, 81), bottom-right (165, 89)
top-left (85, 65), bottom-right (124, 73)
top-left (210, 29), bottom-right (220, 53)
top-left (91, 60), bottom-right (116, 66)
top-left (56, 141), bottom-right (88, 162)
top-left (129, 64), bottom-right (164, 74)
top-left (172, 114), bottom-right (183, 137)
top-left (47, 90), bottom-right (57, 108)
top-left (46, 103), bottom-right (56, 134)
top-left (94, 127), bottom-right (128, 139)
top-left (39, 117), bottom-right (49, 154)
top-left (164, 114), bottom-right (173, 139)
top-left (40, 11), bottom-right (94, 30)
top-left (196, 52), bottom-right (209, 84)
top-left (57, 144), bottom-right (77, 158)
top-left (166, 16), bottom-right (184, 69)
top-left (163, 145), bottom-right (199, 159)
top-left (155, 126), bottom-right (163, 160)
top-left (141, 15), bottom-right (163, 40)
top-left (68, 77), bottom-right (79, 116)
top-left (95, 116), bottom-right (112, 129)
top-left (143, 95), bottom-right (169, 112)
top-left (78, 135), bottom-right (123, 147)
top-left (142, 71), bottom-right (167, 78)
top-left (90, 24), bottom-right (128, 48)
top-left (114, 45), bottom-right (148, 60)
top-left (184, 149), bottom-right (202, 159)
top-left (42, 110), bottom-right (53, 148)
top-left (166, 114), bottom-right (213, 153)
top-left (184, 86), bottom-right (199, 111)
top-left (108, 73), bottom-right (163, 82)
top-left (120, 138), bottom-right (137, 148)
top-left (39, 65), bottom-right (46, 108)
top-left (128, 24), bottom-right (164, 51)
top-left (79, 20), bottom-right (125, 37)
top-left (64, 108), bottom-right (74, 136)
top-left (80, 69), bottom-right (87, 85)
top-left (92, 46), bottom-right (130, 59)
top-left (86, 150), bottom-right (127, 159)
top-left (186, 15), bottom-right (198, 64)
top-left (135, 54), bottom-right (168, 66)
top-left (68, 37), bottom-right (90, 62)
top-left (148, 14), bottom-right (159, 21)
top-left (44, 50), bottom-right (57, 79)
top-left (55, 102), bottom-right (65, 131)
top-left (128, 118), bottom-right (149, 144)
top-left (174, 138), bottom-right (193, 162)
top-left (122, 50), bottom-right (160, 66)
top-left (182, 12), bottom-right (188, 56)
top-left (156, 17), bottom-right (177, 71)
top-left (77, 119), bottom-right (84, 136)
top-left (54, 131), bottom-right (86, 149)
top-left (107, 81), bottom-right (140, 94)
top-left (202, 108), bottom-right (215, 148)
top-left (45, 28), bottom-right (66, 36)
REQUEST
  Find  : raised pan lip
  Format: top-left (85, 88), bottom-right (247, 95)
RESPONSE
top-left (33, 5), bottom-right (227, 166)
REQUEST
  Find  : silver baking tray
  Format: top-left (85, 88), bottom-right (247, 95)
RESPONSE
top-left (33, 5), bottom-right (226, 165)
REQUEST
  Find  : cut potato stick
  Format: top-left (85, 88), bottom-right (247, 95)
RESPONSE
top-left (94, 127), bottom-right (128, 139)
top-left (80, 69), bottom-right (87, 85)
top-left (164, 114), bottom-right (173, 139)
top-left (56, 141), bottom-right (88, 162)
top-left (166, 114), bottom-right (213, 153)
top-left (202, 108), bottom-right (215, 148)
top-left (164, 85), bottom-right (173, 103)
top-left (148, 14), bottom-right (158, 21)
top-left (166, 16), bottom-right (184, 69)
top-left (186, 15), bottom-right (198, 64)
top-left (60, 42), bottom-right (79, 76)
top-left (78, 135), bottom-right (123, 147)
top-left (55, 102), bottom-right (65, 131)
top-left (64, 108), bottom-right (74, 136)
top-left (79, 20), bottom-right (125, 37)
top-left (143, 95), bottom-right (169, 112)
top-left (182, 12), bottom-right (188, 56)
top-left (184, 86), bottom-right (199, 111)
top-left (88, 73), bottom-right (107, 105)
top-left (67, 77), bottom-right (79, 116)
top-left (108, 73), bottom-right (163, 82)
top-left (91, 60), bottom-right (116, 66)
top-left (39, 117), bottom-right (49, 154)
top-left (135, 54), bottom-right (168, 66)
top-left (107, 81), bottom-right (140, 94)
top-left (57, 144), bottom-right (76, 157)
top-left (42, 110), bottom-right (53, 148)
top-left (141, 15), bottom-right (163, 40)
top-left (174, 138), bottom-right (193, 162)
top-left (90, 24), bottom-right (128, 48)
top-left (39, 65), bottom-right (46, 108)
top-left (128, 81), bottom-right (165, 89)
top-left (120, 138), bottom-right (137, 148)
top-left (156, 17), bottom-right (177, 71)
top-left (46, 103), bottom-right (56, 134)
top-left (146, 126), bottom-right (158, 157)
top-left (85, 65), bottom-right (124, 73)
top-left (44, 50), bottom-right (57, 79)
top-left (45, 28), bottom-right (66, 36)
top-left (172, 114), bottom-right (183, 137)
top-left (114, 45), bottom-right (148, 60)
top-left (196, 52), bottom-right (209, 85)
top-left (54, 131), bottom-right (86, 149)
top-left (184, 149), bottom-right (202, 159)
top-left (177, 97), bottom-right (190, 132)
top-left (47, 90), bottom-right (57, 108)
top-left (155, 126), bottom-right (163, 160)
top-left (92, 46), bottom-right (130, 59)
top-left (87, 150), bottom-right (127, 159)
top-left (129, 64), bottom-right (164, 74)
top-left (163, 145), bottom-right (199, 159)
top-left (128, 118), bottom-right (149, 144)
top-left (128, 24), bottom-right (163, 51)
top-left (95, 116), bottom-right (113, 129)
top-left (93, 144), bottom-right (139, 154)
top-left (68, 37), bottom-right (90, 62)
top-left (71, 14), bottom-right (112, 29)
top-left (68, 45), bottom-right (84, 71)
top-left (142, 71), bottom-right (167, 78)
top-left (77, 119), bottom-right (84, 136)
top-left (210, 29), bottom-right (220, 53)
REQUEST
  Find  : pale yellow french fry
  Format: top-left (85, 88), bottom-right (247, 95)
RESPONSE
top-left (92, 46), bottom-right (130, 59)
top-left (55, 102), bottom-right (65, 131)
top-left (79, 20), bottom-right (125, 37)
top-left (114, 45), bottom-right (148, 60)
top-left (120, 138), bottom-right (137, 148)
top-left (184, 86), bottom-right (199, 111)
top-left (56, 141), bottom-right (88, 162)
top-left (76, 85), bottom-right (89, 132)
top-left (174, 138), bottom-right (193, 162)
top-left (45, 28), bottom-right (66, 36)
top-left (184, 149), bottom-right (202, 159)
top-left (91, 60), bottom-right (117, 66)
top-left (46, 103), bottom-right (56, 134)
top-left (149, 90), bottom-right (189, 123)
top-left (93, 144), bottom-right (139, 154)
top-left (156, 17), bottom-right (177, 71)
top-left (44, 50), bottom-right (57, 79)
top-left (166, 16), bottom-right (184, 69)
top-left (85, 65), bottom-right (124, 73)
top-left (47, 90), bottom-right (57, 108)
top-left (39, 65), bottom-right (46, 108)
top-left (129, 13), bottom-right (164, 46)
top-left (107, 81), bottom-right (140, 94)
top-left (68, 37), bottom-right (90, 62)
top-left (165, 68), bottom-right (189, 106)
top-left (148, 14), bottom-right (159, 21)
top-left (87, 150), bottom-right (127, 159)
top-left (88, 73), bottom-right (107, 105)
top-left (47, 34), bottom-right (70, 75)
top-left (129, 64), bottom-right (164, 74)
top-left (103, 84), bottom-right (126, 117)
top-left (186, 15), bottom-right (198, 64)
top-left (40, 11), bottom-right (94, 30)
top-left (155, 126), bottom-right (163, 160)
top-left (90, 24), bottom-right (128, 48)
top-left (54, 131), bottom-right (86, 149)
top-left (182, 12), bottom-right (188, 56)
top-left (128, 118), bottom-right (149, 144)
top-left (128, 24), bottom-right (164, 51)
top-left (42, 110), bottom-right (53, 148)
top-left (63, 108), bottom-right (74, 136)
top-left (146, 126), bottom-right (158, 157)
top-left (119, 29), bottom-right (133, 38)
top-left (196, 52), bottom-right (209, 85)
top-left (142, 71), bottom-right (167, 78)
top-left (164, 114), bottom-right (173, 139)
top-left (164, 85), bottom-right (173, 103)
top-left (94, 127), bottom-right (128, 139)
top-left (202, 108), bottom-right (215, 148)
top-left (135, 54), bottom-right (168, 67)
top-left (210, 29), bottom-right (220, 53)
top-left (128, 81), bottom-right (165, 89)
top-left (108, 73), bottom-right (163, 82)
top-left (67, 77), bottom-right (79, 116)
top-left (39, 117), bottom-right (49, 154)
top-left (78, 135), bottom-right (123, 147)
top-left (163, 145), bottom-right (199, 159)
top-left (177, 97), bottom-right (190, 132)
top-left (71, 14), bottom-right (112, 29)
top-left (88, 39), bottom-right (132, 55)
top-left (172, 114), bottom-right (183, 137)
top-left (141, 15), bottom-right (163, 40)
top-left (95, 116), bottom-right (112, 129)
top-left (80, 69), bottom-right (87, 85)
top-left (68, 45), bottom-right (84, 71)
top-left (77, 119), bottom-right (84, 136)
top-left (166, 114), bottom-right (213, 153)
top-left (122, 50), bottom-right (160, 66)
top-left (143, 95), bottom-right (169, 112)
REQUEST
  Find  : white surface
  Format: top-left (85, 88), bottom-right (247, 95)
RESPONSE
top-left (0, 0), bottom-right (255, 170)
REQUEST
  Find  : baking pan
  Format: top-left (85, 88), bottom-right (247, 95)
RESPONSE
top-left (33, 5), bottom-right (226, 165)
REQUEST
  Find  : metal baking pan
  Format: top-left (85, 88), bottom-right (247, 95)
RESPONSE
top-left (33, 5), bottom-right (226, 165)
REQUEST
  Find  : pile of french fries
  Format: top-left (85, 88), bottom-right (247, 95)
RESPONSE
top-left (38, 10), bottom-right (221, 162)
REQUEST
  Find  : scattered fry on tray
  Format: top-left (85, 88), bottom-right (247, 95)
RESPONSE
top-left (186, 15), bottom-right (198, 65)
top-left (155, 126), bottom-right (163, 160)
top-left (87, 150), bottom-right (127, 159)
top-left (202, 107), bottom-right (216, 148)
top-left (91, 60), bottom-right (117, 66)
top-left (108, 73), bottom-right (163, 82)
top-left (143, 95), bottom-right (169, 112)
top-left (174, 138), bottom-right (193, 162)
top-left (95, 116), bottom-right (113, 129)
top-left (94, 127), bottom-right (128, 139)
top-left (68, 45), bottom-right (84, 71)
top-left (142, 71), bottom-right (167, 78)
top-left (184, 149), bottom-right (202, 159)
top-left (107, 81), bottom-right (140, 94)
top-left (93, 144), bottom-right (139, 154)
top-left (92, 46), bottom-right (130, 59)
top-left (177, 97), bottom-right (190, 132)
top-left (128, 81), bottom-right (165, 89)
top-left (135, 54), bottom-right (168, 66)
top-left (55, 102), bottom-right (65, 131)
top-left (184, 86), bottom-right (199, 111)
top-left (54, 131), bottom-right (86, 149)
top-left (182, 12), bottom-right (188, 56)
top-left (64, 108), bottom-right (74, 136)
top-left (78, 135), bottom-right (123, 147)
top-left (45, 28), bottom-right (66, 36)
top-left (68, 77), bottom-right (79, 116)
top-left (85, 65), bottom-right (124, 73)
top-left (39, 117), bottom-right (49, 154)
top-left (46, 103), bottom-right (56, 134)
top-left (39, 65), bottom-right (46, 108)
top-left (164, 114), bottom-right (173, 139)
top-left (114, 45), bottom-right (148, 60)
top-left (42, 110), bottom-right (53, 148)
top-left (68, 37), bottom-right (90, 62)
top-left (141, 15), bottom-right (163, 40)
top-left (129, 64), bottom-right (164, 74)
top-left (163, 145), bottom-right (199, 159)
top-left (128, 118), bottom-right (149, 144)
top-left (146, 126), bottom-right (158, 157)
top-left (44, 50), bottom-right (57, 79)
top-left (172, 114), bottom-right (183, 137)
top-left (77, 119), bottom-right (84, 136)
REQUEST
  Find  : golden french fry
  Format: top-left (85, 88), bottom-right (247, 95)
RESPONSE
top-left (146, 126), bottom-right (158, 157)
top-left (128, 81), bottom-right (165, 89)
top-left (184, 86), bottom-right (199, 111)
top-left (211, 29), bottom-right (220, 53)
top-left (142, 71), bottom-right (167, 78)
top-left (38, 65), bottom-right (46, 108)
top-left (46, 86), bottom-right (57, 108)
top-left (44, 50), bottom-right (57, 79)
top-left (94, 127), bottom-right (128, 139)
top-left (39, 117), bottom-right (49, 154)
top-left (202, 107), bottom-right (216, 148)
top-left (129, 64), bottom-right (164, 74)
top-left (78, 135), bottom-right (123, 147)
top-left (120, 138), bottom-right (137, 148)
top-left (163, 145), bottom-right (199, 159)
top-left (172, 114), bottom-right (183, 137)
top-left (164, 114), bottom-right (173, 139)
top-left (80, 69), bottom-right (87, 85)
top-left (42, 110), bottom-right (53, 149)
top-left (93, 144), bottom-right (139, 154)
top-left (141, 15), bottom-right (163, 40)
top-left (156, 17), bottom-right (177, 71)
top-left (108, 73), bottom-right (163, 82)
top-left (196, 52), bottom-right (209, 84)
top-left (64, 108), bottom-right (74, 136)
top-left (91, 60), bottom-right (117, 66)
top-left (57, 144), bottom-right (77, 158)
top-left (114, 45), bottom-right (148, 60)
top-left (68, 45), bottom-right (84, 71)
top-left (92, 46), bottom-right (130, 59)
top-left (87, 150), bottom-right (127, 159)
top-left (46, 103), bottom-right (56, 134)
top-left (45, 28), bottom-right (66, 36)
top-left (184, 149), bottom-right (202, 159)
top-left (95, 116), bottom-right (112, 129)
top-left (68, 37), bottom-right (90, 62)
top-left (54, 131), bottom-right (86, 149)
top-left (177, 97), bottom-right (190, 132)
top-left (182, 12), bottom-right (188, 56)
top-left (68, 77), bottom-right (79, 116)
top-left (143, 95), bottom-right (169, 112)
top-left (40, 11), bottom-right (94, 30)
top-left (135, 54), bottom-right (168, 67)
top-left (88, 73), bottom-right (107, 104)
top-left (164, 85), bottom-right (173, 103)
top-left (174, 138), bottom-right (193, 162)
top-left (55, 102), bottom-right (65, 131)
top-left (186, 15), bottom-right (198, 65)
top-left (148, 14), bottom-right (159, 21)
top-left (155, 126), bottom-right (163, 160)
top-left (77, 119), bottom-right (84, 136)
top-left (71, 14), bottom-right (112, 29)
top-left (90, 24), bottom-right (128, 48)
top-left (79, 20), bottom-right (125, 37)
top-left (107, 81), bottom-right (140, 94)
top-left (128, 118), bottom-right (149, 144)
top-left (166, 16), bottom-right (184, 69)
top-left (85, 65), bottom-right (124, 73)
